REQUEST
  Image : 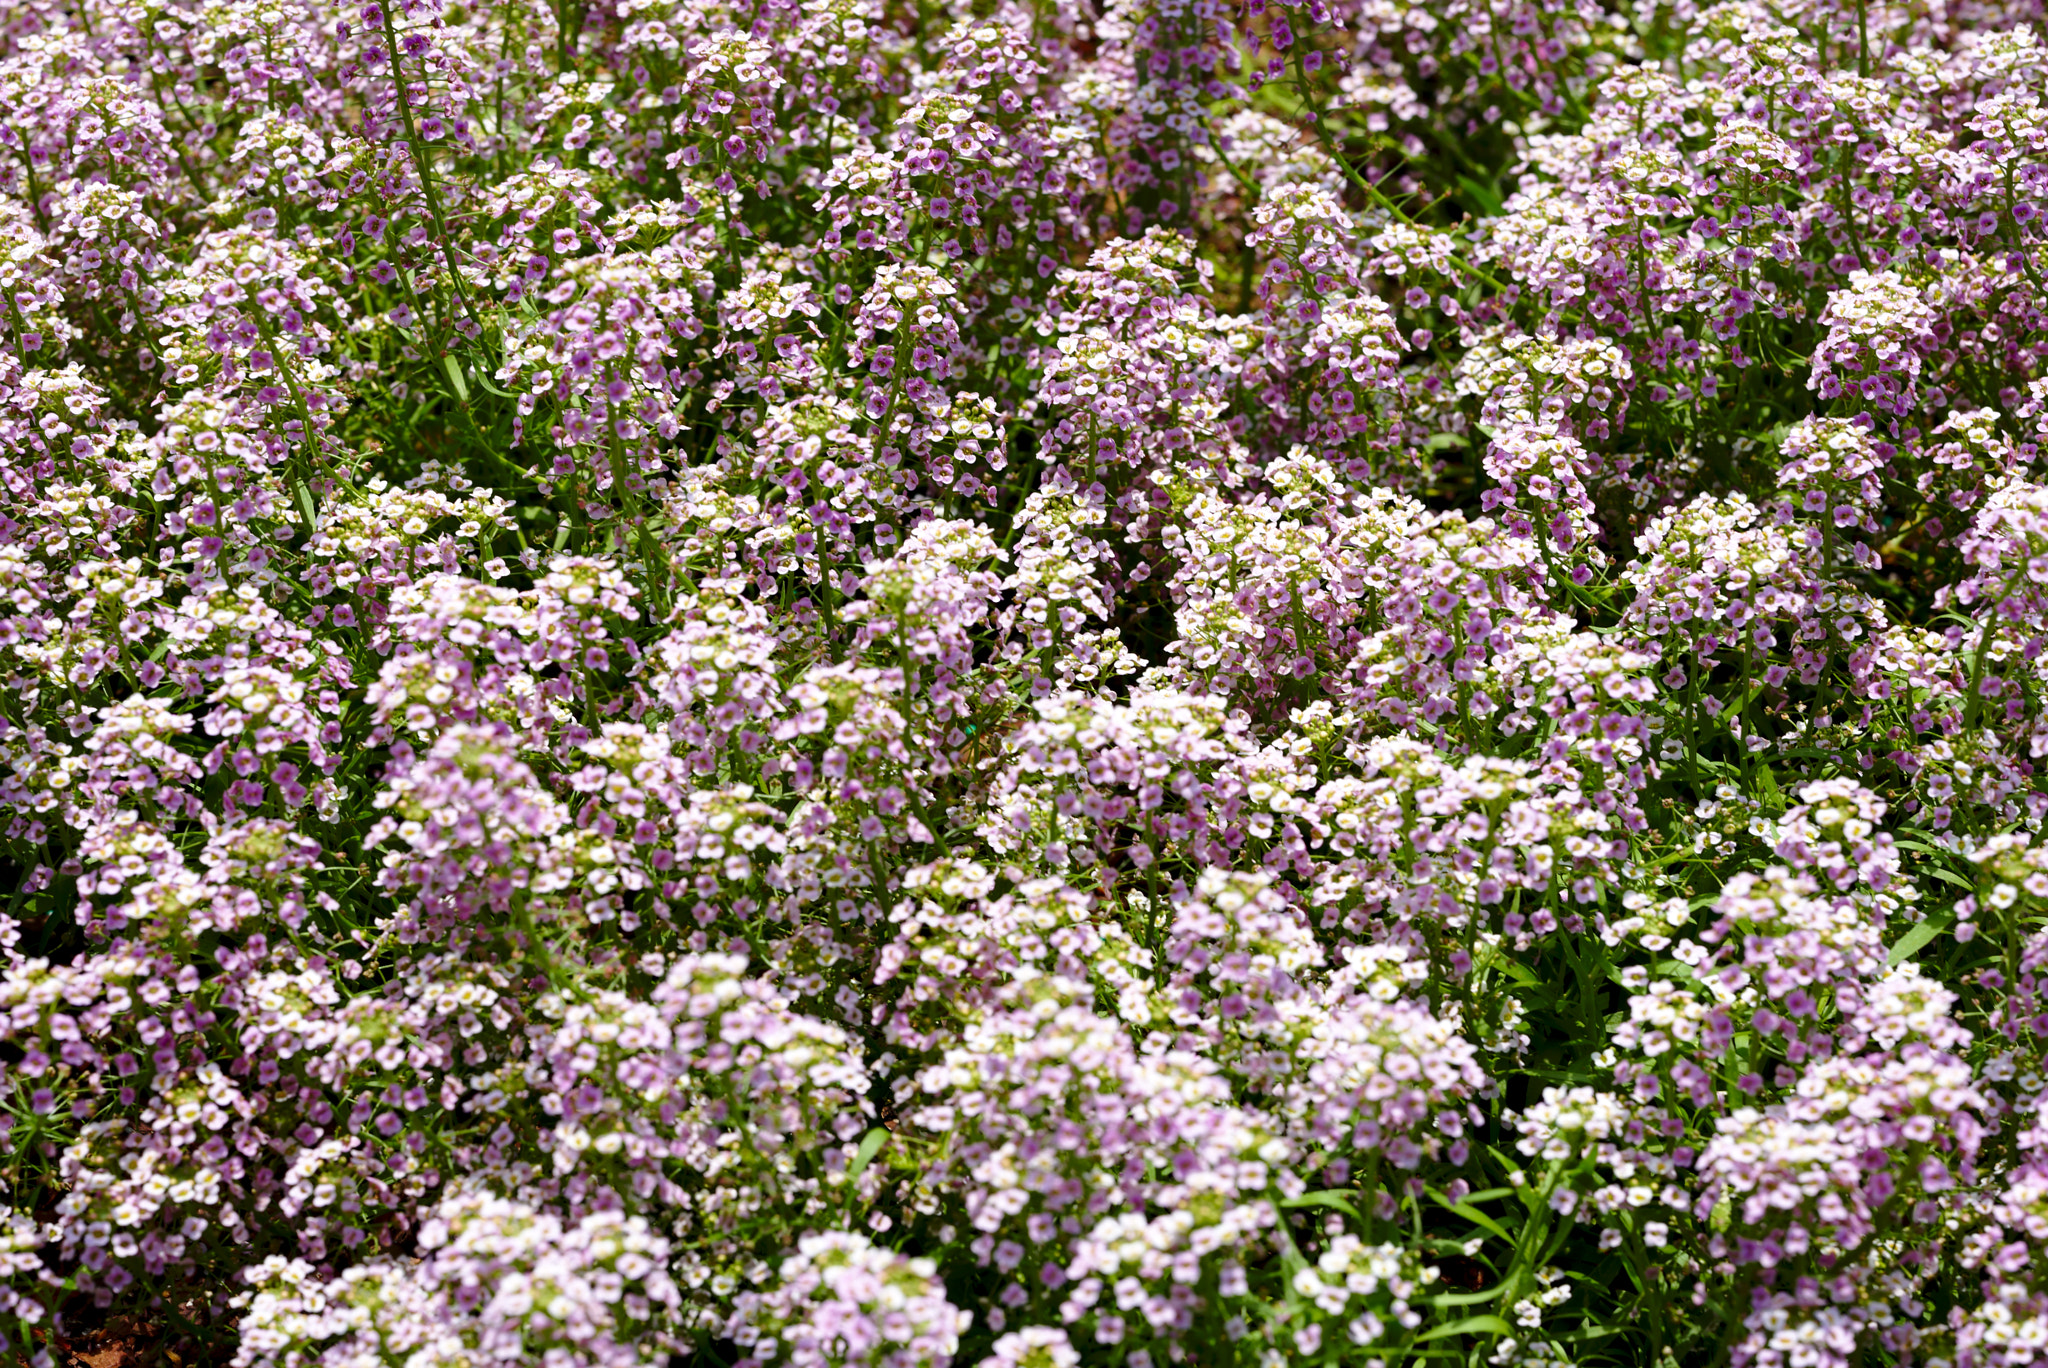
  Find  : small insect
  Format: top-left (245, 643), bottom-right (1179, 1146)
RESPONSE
top-left (955, 712), bottom-right (1021, 770)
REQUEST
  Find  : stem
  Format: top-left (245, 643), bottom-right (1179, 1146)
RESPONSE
top-left (1284, 55), bottom-right (1508, 292)
top-left (378, 1), bottom-right (488, 341)
top-left (1963, 587), bottom-right (2007, 731)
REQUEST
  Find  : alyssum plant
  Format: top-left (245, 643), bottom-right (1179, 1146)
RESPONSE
top-left (0, 0), bottom-right (2047, 1363)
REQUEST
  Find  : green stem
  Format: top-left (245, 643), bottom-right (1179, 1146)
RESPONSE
top-left (1963, 586), bottom-right (2007, 731)
top-left (378, 1), bottom-right (488, 341)
top-left (1283, 56), bottom-right (1507, 292)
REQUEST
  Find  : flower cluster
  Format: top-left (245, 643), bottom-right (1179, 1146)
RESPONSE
top-left (726, 1232), bottom-right (970, 1368)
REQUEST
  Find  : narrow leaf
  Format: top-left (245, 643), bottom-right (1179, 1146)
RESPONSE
top-left (847, 1127), bottom-right (890, 1180)
top-left (1416, 1314), bottom-right (1515, 1343)
top-left (1282, 1190), bottom-right (1360, 1218)
top-left (1888, 911), bottom-right (1954, 967)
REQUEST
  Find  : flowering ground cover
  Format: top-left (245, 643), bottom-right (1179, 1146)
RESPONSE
top-left (6, 0), bottom-right (2048, 1363)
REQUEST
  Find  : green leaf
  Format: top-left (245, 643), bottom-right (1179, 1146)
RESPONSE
top-left (1451, 1186), bottom-right (1516, 1206)
top-left (1455, 174), bottom-right (1504, 218)
top-left (1888, 911), bottom-right (1955, 967)
top-left (1586, 1253), bottom-right (1633, 1295)
top-left (1426, 1192), bottom-right (1514, 1244)
top-left (1426, 1287), bottom-right (1509, 1308)
top-left (1416, 1314), bottom-right (1514, 1343)
top-left (440, 353), bottom-right (471, 404)
top-left (1518, 1066), bottom-right (1605, 1084)
top-left (471, 367), bottom-right (522, 399)
top-left (1282, 1190), bottom-right (1360, 1218)
top-left (1491, 957), bottom-right (1541, 988)
top-left (1268, 1200), bottom-right (1313, 1275)
top-left (847, 1127), bottom-right (890, 1180)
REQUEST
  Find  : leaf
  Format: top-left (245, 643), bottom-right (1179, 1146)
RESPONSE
top-left (1925, 866), bottom-right (1973, 890)
top-left (1755, 763), bottom-right (1783, 810)
top-left (1455, 174), bottom-right (1504, 218)
top-left (1416, 1314), bottom-right (1515, 1343)
top-left (1268, 1200), bottom-right (1313, 1274)
top-left (471, 368), bottom-right (522, 399)
top-left (440, 353), bottom-right (471, 404)
top-left (1438, 1202), bottom-right (1513, 1244)
top-left (1452, 1186), bottom-right (1516, 1206)
top-left (1538, 1218), bottom-right (1576, 1265)
top-left (1484, 1145), bottom-right (1525, 1180)
top-left (1491, 957), bottom-right (1541, 988)
top-left (847, 1127), bottom-right (890, 1180)
top-left (1888, 911), bottom-right (1955, 967)
top-left (1282, 1190), bottom-right (1360, 1218)
top-left (1426, 1188), bottom-right (1515, 1243)
top-left (1586, 1253), bottom-right (1635, 1295)
top-left (1426, 1287), bottom-right (1509, 1308)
